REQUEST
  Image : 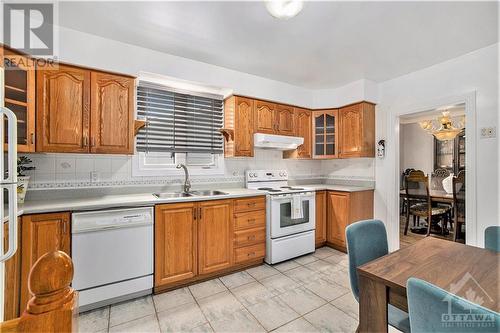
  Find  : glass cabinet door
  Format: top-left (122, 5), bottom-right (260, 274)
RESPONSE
top-left (313, 109), bottom-right (337, 158)
top-left (314, 113), bottom-right (325, 156)
top-left (3, 54), bottom-right (35, 152)
top-left (434, 139), bottom-right (454, 171)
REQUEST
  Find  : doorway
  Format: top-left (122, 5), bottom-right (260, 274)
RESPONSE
top-left (398, 104), bottom-right (466, 248)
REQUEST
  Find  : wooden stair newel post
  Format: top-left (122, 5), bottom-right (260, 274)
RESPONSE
top-left (18, 251), bottom-right (78, 333)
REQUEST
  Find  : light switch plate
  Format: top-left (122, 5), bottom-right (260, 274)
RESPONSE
top-left (480, 127), bottom-right (496, 139)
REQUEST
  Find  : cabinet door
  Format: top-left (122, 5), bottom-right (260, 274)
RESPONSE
top-left (198, 200), bottom-right (233, 275)
top-left (254, 100), bottom-right (276, 134)
top-left (90, 72), bottom-right (135, 154)
top-left (295, 108), bottom-right (312, 158)
top-left (155, 203), bottom-right (197, 287)
top-left (315, 191), bottom-right (327, 246)
top-left (36, 65), bottom-right (90, 153)
top-left (339, 104), bottom-right (363, 157)
top-left (313, 110), bottom-right (338, 158)
top-left (20, 212), bottom-right (71, 312)
top-left (3, 54), bottom-right (36, 152)
top-left (275, 104), bottom-right (295, 136)
top-left (326, 192), bottom-right (350, 247)
top-left (234, 97), bottom-right (254, 157)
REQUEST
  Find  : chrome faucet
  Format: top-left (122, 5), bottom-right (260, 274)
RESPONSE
top-left (176, 164), bottom-right (191, 193)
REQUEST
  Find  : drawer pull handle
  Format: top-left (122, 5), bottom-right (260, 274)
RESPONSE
top-left (247, 235), bottom-right (256, 241)
top-left (248, 219), bottom-right (256, 224)
top-left (247, 202), bottom-right (256, 207)
top-left (247, 252), bottom-right (256, 257)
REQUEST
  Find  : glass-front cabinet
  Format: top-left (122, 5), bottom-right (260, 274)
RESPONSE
top-left (434, 129), bottom-right (465, 174)
top-left (2, 51), bottom-right (36, 152)
top-left (312, 109), bottom-right (338, 158)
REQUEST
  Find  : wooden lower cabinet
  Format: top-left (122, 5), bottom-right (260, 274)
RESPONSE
top-left (155, 197), bottom-right (266, 291)
top-left (315, 191), bottom-right (327, 247)
top-left (198, 200), bottom-right (233, 275)
top-left (155, 203), bottom-right (198, 286)
top-left (326, 190), bottom-right (374, 252)
top-left (20, 212), bottom-right (71, 313)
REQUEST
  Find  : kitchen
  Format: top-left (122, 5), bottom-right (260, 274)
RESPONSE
top-left (0, 1), bottom-right (498, 333)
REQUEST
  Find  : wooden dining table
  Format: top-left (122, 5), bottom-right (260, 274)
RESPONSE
top-left (357, 237), bottom-right (499, 332)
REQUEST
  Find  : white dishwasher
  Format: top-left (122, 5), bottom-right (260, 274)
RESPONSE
top-left (72, 207), bottom-right (153, 312)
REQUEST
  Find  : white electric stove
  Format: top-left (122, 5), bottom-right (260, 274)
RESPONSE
top-left (246, 170), bottom-right (316, 264)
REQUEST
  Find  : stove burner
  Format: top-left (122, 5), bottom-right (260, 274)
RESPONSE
top-left (257, 187), bottom-right (282, 192)
top-left (280, 186), bottom-right (305, 191)
top-left (268, 189), bottom-right (282, 192)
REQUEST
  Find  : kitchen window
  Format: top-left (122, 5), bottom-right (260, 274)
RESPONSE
top-left (133, 81), bottom-right (224, 176)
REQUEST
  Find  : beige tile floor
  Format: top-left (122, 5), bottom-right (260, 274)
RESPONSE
top-left (78, 247), bottom-right (360, 333)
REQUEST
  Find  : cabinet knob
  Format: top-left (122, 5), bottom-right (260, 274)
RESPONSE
top-left (247, 202), bottom-right (256, 207)
top-left (247, 252), bottom-right (256, 257)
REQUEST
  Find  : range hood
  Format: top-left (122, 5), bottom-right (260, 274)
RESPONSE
top-left (254, 133), bottom-right (304, 151)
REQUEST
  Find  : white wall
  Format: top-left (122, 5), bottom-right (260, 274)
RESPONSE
top-left (375, 43), bottom-right (499, 249)
top-left (311, 79), bottom-right (379, 109)
top-left (400, 123), bottom-right (434, 175)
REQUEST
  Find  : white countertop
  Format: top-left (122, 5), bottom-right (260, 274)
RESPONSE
top-left (20, 188), bottom-right (264, 215)
top-left (19, 184), bottom-right (374, 215)
top-left (300, 184), bottom-right (375, 192)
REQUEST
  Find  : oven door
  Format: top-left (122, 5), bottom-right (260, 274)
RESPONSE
top-left (270, 192), bottom-right (316, 238)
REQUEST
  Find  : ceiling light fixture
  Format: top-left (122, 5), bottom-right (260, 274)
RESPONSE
top-left (265, 0), bottom-right (304, 20)
top-left (419, 110), bottom-right (465, 141)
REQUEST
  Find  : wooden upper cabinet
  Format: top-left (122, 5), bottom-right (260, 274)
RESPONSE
top-left (275, 104), bottom-right (295, 136)
top-left (315, 191), bottom-right (327, 246)
top-left (36, 65), bottom-right (90, 153)
top-left (283, 107), bottom-right (311, 159)
top-left (3, 52), bottom-right (36, 152)
top-left (155, 203), bottom-right (198, 287)
top-left (339, 102), bottom-right (375, 158)
top-left (20, 212), bottom-right (71, 313)
top-left (254, 100), bottom-right (276, 134)
top-left (198, 200), bottom-right (233, 275)
top-left (90, 72), bottom-right (135, 154)
top-left (313, 109), bottom-right (338, 159)
top-left (223, 96), bottom-right (254, 157)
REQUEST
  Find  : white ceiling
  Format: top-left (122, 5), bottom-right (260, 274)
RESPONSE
top-left (59, 1), bottom-right (498, 89)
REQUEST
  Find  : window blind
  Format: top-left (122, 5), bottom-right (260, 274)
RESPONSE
top-left (136, 81), bottom-right (224, 154)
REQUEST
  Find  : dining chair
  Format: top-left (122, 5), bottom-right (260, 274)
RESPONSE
top-left (431, 168), bottom-right (453, 231)
top-left (404, 170), bottom-right (451, 236)
top-left (484, 226), bottom-right (500, 252)
top-left (346, 219), bottom-right (410, 333)
top-left (407, 277), bottom-right (499, 332)
top-left (452, 170), bottom-right (466, 242)
top-left (401, 168), bottom-right (416, 215)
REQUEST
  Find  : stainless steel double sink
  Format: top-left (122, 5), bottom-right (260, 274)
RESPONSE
top-left (153, 190), bottom-right (228, 199)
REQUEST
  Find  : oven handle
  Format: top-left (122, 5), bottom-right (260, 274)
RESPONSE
top-left (270, 191), bottom-right (316, 201)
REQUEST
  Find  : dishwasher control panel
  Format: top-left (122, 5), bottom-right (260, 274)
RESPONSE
top-left (72, 207), bottom-right (154, 234)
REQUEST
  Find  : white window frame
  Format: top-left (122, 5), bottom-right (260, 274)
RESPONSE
top-left (132, 152), bottom-right (225, 177)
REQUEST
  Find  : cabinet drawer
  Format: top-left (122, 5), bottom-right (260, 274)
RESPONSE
top-left (234, 243), bottom-right (266, 264)
top-left (234, 196), bottom-right (266, 213)
top-left (234, 210), bottom-right (266, 230)
top-left (234, 227), bottom-right (266, 247)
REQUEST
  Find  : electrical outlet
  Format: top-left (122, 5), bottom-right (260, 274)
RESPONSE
top-left (480, 127), bottom-right (496, 139)
top-left (90, 171), bottom-right (99, 182)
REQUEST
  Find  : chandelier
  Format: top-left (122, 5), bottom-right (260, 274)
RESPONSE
top-left (419, 111), bottom-right (465, 141)
top-left (265, 0), bottom-right (304, 20)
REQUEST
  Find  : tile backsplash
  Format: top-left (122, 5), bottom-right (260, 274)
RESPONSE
top-left (23, 150), bottom-right (374, 190)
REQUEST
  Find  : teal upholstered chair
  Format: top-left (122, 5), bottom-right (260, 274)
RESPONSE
top-left (407, 277), bottom-right (500, 333)
top-left (484, 226), bottom-right (500, 252)
top-left (345, 219), bottom-right (410, 333)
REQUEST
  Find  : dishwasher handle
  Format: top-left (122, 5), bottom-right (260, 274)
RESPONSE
top-left (72, 221), bottom-right (151, 234)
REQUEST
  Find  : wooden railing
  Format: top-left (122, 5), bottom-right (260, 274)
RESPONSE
top-left (0, 251), bottom-right (78, 333)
